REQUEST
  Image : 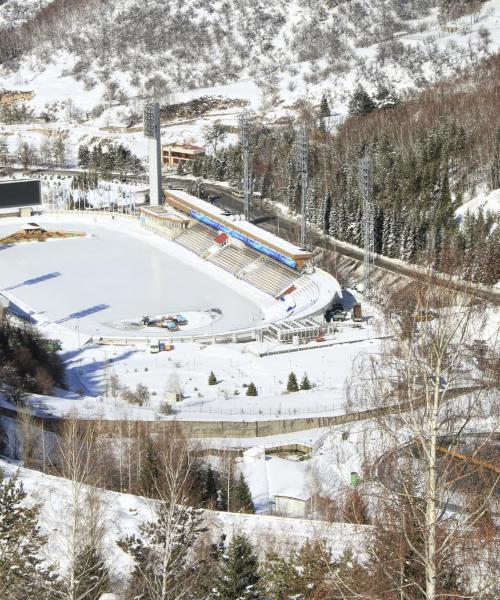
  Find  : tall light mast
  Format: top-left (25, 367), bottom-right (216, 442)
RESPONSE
top-left (298, 125), bottom-right (309, 249)
top-left (143, 101), bottom-right (162, 206)
top-left (359, 150), bottom-right (375, 295)
top-left (238, 111), bottom-right (252, 221)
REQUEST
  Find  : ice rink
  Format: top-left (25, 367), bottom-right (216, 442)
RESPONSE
top-left (0, 218), bottom-right (265, 337)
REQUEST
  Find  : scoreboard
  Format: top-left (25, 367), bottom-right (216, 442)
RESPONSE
top-left (0, 179), bottom-right (41, 209)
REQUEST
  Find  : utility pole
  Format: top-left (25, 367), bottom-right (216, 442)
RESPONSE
top-left (238, 111), bottom-right (252, 221)
top-left (143, 101), bottom-right (162, 206)
top-left (359, 150), bottom-right (375, 296)
top-left (297, 125), bottom-right (309, 249)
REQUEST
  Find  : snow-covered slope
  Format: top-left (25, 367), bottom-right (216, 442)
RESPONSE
top-left (0, 458), bottom-right (369, 579)
top-left (456, 187), bottom-right (500, 221)
top-left (0, 0), bottom-right (51, 28)
top-left (2, 0), bottom-right (500, 121)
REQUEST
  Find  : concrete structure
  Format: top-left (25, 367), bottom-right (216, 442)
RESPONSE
top-left (139, 206), bottom-right (190, 240)
top-left (165, 189), bottom-right (312, 269)
top-left (143, 102), bottom-right (163, 207)
top-left (162, 143), bottom-right (204, 169)
top-left (273, 494), bottom-right (310, 518)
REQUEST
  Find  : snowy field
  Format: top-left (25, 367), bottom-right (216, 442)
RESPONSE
top-left (0, 457), bottom-right (369, 580)
top-left (0, 215), bottom-right (266, 337)
top-left (18, 329), bottom-right (380, 422)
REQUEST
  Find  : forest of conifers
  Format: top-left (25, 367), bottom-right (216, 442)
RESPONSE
top-left (196, 55), bottom-right (500, 285)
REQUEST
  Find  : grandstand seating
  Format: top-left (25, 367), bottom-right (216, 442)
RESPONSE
top-left (174, 222), bottom-right (217, 256)
top-left (207, 244), bottom-right (260, 275)
top-left (242, 257), bottom-right (299, 297)
top-left (174, 222), bottom-right (302, 297)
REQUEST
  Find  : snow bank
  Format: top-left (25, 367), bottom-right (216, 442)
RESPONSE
top-left (455, 188), bottom-right (500, 222)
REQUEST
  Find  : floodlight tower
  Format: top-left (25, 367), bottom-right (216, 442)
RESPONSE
top-left (143, 101), bottom-right (162, 206)
top-left (359, 150), bottom-right (375, 295)
top-left (238, 111), bottom-right (252, 221)
top-left (297, 125), bottom-right (309, 249)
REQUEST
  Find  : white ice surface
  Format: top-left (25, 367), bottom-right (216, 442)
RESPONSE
top-left (0, 215), bottom-right (266, 337)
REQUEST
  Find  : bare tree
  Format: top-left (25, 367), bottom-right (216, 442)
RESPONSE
top-left (202, 119), bottom-right (227, 154)
top-left (345, 275), bottom-right (499, 600)
top-left (51, 417), bottom-right (110, 600)
top-left (118, 425), bottom-right (206, 600)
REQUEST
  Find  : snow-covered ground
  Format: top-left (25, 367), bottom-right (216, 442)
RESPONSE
top-left (2, 2), bottom-right (500, 169)
top-left (0, 457), bottom-right (370, 580)
top-left (15, 328), bottom-right (378, 422)
top-left (0, 215), bottom-right (266, 337)
top-left (455, 187), bottom-right (500, 221)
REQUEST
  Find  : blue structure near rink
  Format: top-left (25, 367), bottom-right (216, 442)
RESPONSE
top-left (190, 210), bottom-right (297, 269)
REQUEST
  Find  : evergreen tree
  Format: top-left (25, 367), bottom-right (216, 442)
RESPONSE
top-left (491, 126), bottom-right (500, 190)
top-left (296, 540), bottom-right (333, 598)
top-left (319, 93), bottom-right (330, 120)
top-left (348, 85), bottom-right (376, 115)
top-left (286, 372), bottom-right (299, 392)
top-left (375, 84), bottom-right (399, 110)
top-left (246, 382), bottom-right (258, 396)
top-left (260, 551), bottom-right (303, 600)
top-left (0, 473), bottom-right (59, 599)
top-left (300, 374), bottom-right (312, 390)
top-left (202, 464), bottom-right (219, 508)
top-left (212, 533), bottom-right (261, 600)
top-left (140, 437), bottom-right (159, 497)
top-left (118, 499), bottom-right (203, 600)
top-left (232, 473), bottom-right (255, 514)
top-left (73, 544), bottom-right (110, 600)
top-left (318, 93), bottom-right (330, 131)
top-left (0, 135), bottom-right (9, 165)
top-left (208, 371), bottom-right (217, 385)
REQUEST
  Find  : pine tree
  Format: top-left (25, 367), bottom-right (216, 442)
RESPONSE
top-left (375, 84), bottom-right (399, 110)
top-left (300, 374), bottom-right (312, 390)
top-left (490, 126), bottom-right (500, 190)
top-left (208, 371), bottom-right (217, 385)
top-left (0, 473), bottom-right (59, 599)
top-left (73, 544), bottom-right (110, 600)
top-left (232, 473), bottom-right (255, 514)
top-left (286, 372), bottom-right (299, 392)
top-left (140, 437), bottom-right (159, 497)
top-left (260, 551), bottom-right (303, 600)
top-left (246, 382), bottom-right (258, 396)
top-left (0, 135), bottom-right (9, 166)
top-left (212, 533), bottom-right (261, 600)
top-left (318, 91), bottom-right (328, 116)
top-left (118, 499), bottom-right (203, 600)
top-left (348, 85), bottom-right (376, 115)
top-left (202, 464), bottom-right (219, 508)
top-left (295, 540), bottom-right (333, 599)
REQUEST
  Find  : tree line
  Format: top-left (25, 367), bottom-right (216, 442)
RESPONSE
top-left (194, 53), bottom-right (500, 286)
top-left (0, 317), bottom-right (65, 404)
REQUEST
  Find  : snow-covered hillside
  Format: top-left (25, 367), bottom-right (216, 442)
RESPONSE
top-left (0, 0), bottom-right (51, 28)
top-left (2, 0), bottom-right (500, 122)
top-left (456, 187), bottom-right (500, 221)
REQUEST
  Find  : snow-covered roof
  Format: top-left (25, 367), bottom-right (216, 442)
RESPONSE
top-left (166, 189), bottom-right (311, 259)
top-left (140, 205), bottom-right (189, 223)
top-left (162, 143), bottom-right (205, 154)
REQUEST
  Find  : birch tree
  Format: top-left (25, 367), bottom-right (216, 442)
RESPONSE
top-left (51, 418), bottom-right (111, 600)
top-left (118, 426), bottom-right (205, 600)
top-left (346, 276), bottom-right (499, 600)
